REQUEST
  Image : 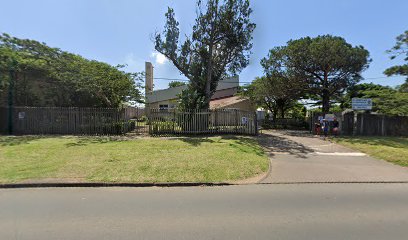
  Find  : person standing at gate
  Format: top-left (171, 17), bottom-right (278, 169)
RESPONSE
top-left (315, 121), bottom-right (321, 136)
top-left (322, 119), bottom-right (329, 139)
top-left (332, 117), bottom-right (339, 137)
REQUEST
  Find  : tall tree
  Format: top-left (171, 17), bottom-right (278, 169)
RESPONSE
top-left (384, 30), bottom-right (408, 93)
top-left (154, 0), bottom-right (255, 109)
top-left (261, 35), bottom-right (371, 113)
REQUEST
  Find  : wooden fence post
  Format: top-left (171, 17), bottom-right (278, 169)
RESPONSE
top-left (254, 111), bottom-right (258, 135)
top-left (353, 111), bottom-right (358, 136)
top-left (381, 115), bottom-right (386, 136)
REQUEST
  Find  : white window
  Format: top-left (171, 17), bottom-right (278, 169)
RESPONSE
top-left (159, 104), bottom-right (169, 110)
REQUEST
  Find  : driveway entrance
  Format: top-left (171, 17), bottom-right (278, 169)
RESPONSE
top-left (259, 130), bottom-right (408, 183)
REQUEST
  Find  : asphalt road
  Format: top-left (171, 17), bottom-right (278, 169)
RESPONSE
top-left (1, 184), bottom-right (408, 240)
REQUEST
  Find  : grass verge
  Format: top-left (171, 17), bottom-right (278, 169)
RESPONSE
top-left (332, 136), bottom-right (408, 167)
top-left (0, 135), bottom-right (268, 184)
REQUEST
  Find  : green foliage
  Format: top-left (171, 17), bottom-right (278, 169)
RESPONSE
top-left (168, 81), bottom-right (186, 88)
top-left (261, 35), bottom-right (371, 113)
top-left (155, 0), bottom-right (255, 108)
top-left (342, 83), bottom-right (408, 116)
top-left (241, 73), bottom-right (304, 119)
top-left (397, 82), bottom-right (408, 93)
top-left (384, 30), bottom-right (408, 92)
top-left (177, 86), bottom-right (207, 110)
top-left (286, 103), bottom-right (307, 119)
top-left (0, 33), bottom-right (143, 107)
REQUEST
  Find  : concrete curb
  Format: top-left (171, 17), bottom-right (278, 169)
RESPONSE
top-left (2, 181), bottom-right (407, 189)
top-left (257, 157), bottom-right (272, 183)
top-left (259, 181), bottom-right (408, 184)
top-left (0, 182), bottom-right (233, 189)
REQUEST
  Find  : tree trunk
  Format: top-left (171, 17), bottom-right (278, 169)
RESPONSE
top-left (322, 71), bottom-right (330, 114)
top-left (272, 106), bottom-right (278, 122)
top-left (322, 91), bottom-right (330, 114)
top-left (205, 44), bottom-right (214, 108)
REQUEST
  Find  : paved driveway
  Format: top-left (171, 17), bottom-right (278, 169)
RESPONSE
top-left (259, 130), bottom-right (408, 183)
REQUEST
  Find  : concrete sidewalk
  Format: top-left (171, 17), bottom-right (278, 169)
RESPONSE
top-left (259, 130), bottom-right (408, 183)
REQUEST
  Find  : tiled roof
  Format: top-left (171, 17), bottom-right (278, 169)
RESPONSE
top-left (209, 96), bottom-right (247, 109)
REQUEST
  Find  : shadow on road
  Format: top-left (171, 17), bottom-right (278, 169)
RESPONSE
top-left (257, 131), bottom-right (314, 158)
top-left (272, 129), bottom-right (316, 138)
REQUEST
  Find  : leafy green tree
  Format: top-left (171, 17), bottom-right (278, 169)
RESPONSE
top-left (261, 35), bottom-right (371, 113)
top-left (154, 0), bottom-right (255, 109)
top-left (168, 81), bottom-right (186, 88)
top-left (0, 33), bottom-right (143, 107)
top-left (384, 30), bottom-right (408, 93)
top-left (286, 103), bottom-right (307, 119)
top-left (242, 73), bottom-right (304, 119)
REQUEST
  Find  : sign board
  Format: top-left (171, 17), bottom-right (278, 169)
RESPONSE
top-left (352, 98), bottom-right (372, 110)
top-left (241, 117), bottom-right (248, 125)
top-left (18, 112), bottom-right (25, 120)
top-left (324, 114), bottom-right (335, 122)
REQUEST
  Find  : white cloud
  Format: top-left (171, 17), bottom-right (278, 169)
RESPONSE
top-left (151, 52), bottom-right (167, 65)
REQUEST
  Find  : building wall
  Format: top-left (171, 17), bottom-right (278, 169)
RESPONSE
top-left (149, 99), bottom-right (179, 109)
top-left (146, 76), bottom-right (239, 105)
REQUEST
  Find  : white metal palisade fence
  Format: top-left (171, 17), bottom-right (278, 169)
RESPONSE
top-left (0, 106), bottom-right (257, 136)
top-left (148, 108), bottom-right (258, 135)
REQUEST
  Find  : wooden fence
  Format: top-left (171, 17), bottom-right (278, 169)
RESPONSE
top-left (0, 106), bottom-right (142, 135)
top-left (148, 108), bottom-right (257, 135)
top-left (343, 112), bottom-right (408, 136)
top-left (310, 111), bottom-right (408, 136)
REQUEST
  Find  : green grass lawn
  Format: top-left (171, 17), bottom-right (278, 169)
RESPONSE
top-left (333, 136), bottom-right (408, 167)
top-left (0, 135), bottom-right (268, 184)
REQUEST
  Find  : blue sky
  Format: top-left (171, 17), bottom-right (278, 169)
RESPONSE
top-left (1, 0), bottom-right (407, 90)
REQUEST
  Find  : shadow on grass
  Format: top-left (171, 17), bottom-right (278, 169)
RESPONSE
top-left (0, 136), bottom-right (46, 146)
top-left (174, 137), bottom-right (216, 147)
top-left (165, 135), bottom-right (266, 156)
top-left (165, 135), bottom-right (263, 152)
top-left (166, 135), bottom-right (238, 146)
top-left (269, 129), bottom-right (316, 138)
top-left (0, 135), bottom-right (129, 147)
top-left (228, 137), bottom-right (265, 156)
top-left (65, 136), bottom-right (128, 147)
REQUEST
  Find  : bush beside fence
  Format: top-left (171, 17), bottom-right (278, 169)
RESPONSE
top-left (260, 118), bottom-right (309, 130)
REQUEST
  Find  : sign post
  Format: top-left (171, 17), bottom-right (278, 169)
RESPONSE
top-left (351, 98), bottom-right (372, 135)
top-left (352, 98), bottom-right (372, 110)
